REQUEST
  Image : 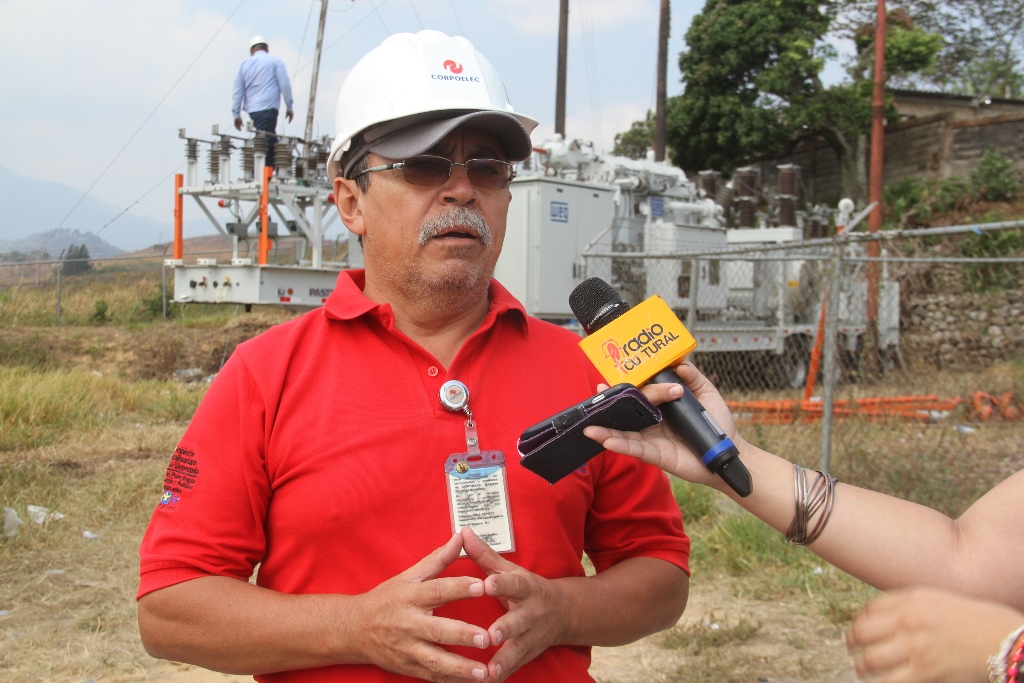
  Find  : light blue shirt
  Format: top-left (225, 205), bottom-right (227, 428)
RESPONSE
top-left (232, 50), bottom-right (294, 118)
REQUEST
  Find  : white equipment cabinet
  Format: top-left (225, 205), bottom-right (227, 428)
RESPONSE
top-left (497, 175), bottom-right (616, 319)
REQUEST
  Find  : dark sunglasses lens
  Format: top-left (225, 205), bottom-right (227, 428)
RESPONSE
top-left (466, 159), bottom-right (513, 189)
top-left (401, 157), bottom-right (451, 186)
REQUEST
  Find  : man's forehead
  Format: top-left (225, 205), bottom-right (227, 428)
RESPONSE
top-left (427, 126), bottom-right (507, 160)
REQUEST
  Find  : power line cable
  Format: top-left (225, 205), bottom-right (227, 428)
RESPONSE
top-left (295, 0), bottom-right (317, 75)
top-left (44, 0), bottom-right (247, 250)
top-left (94, 164), bottom-right (186, 237)
top-left (407, 0), bottom-right (425, 30)
top-left (448, 0), bottom-right (466, 36)
top-left (295, 0), bottom-right (395, 76)
top-left (368, 0), bottom-right (391, 35)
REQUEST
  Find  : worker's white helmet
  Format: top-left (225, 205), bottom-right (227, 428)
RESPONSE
top-left (329, 30), bottom-right (538, 178)
top-left (249, 35), bottom-right (267, 50)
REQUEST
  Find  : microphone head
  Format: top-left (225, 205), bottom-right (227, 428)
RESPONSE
top-left (569, 277), bottom-right (631, 335)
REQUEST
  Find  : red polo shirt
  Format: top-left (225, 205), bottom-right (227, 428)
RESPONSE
top-left (138, 270), bottom-right (689, 683)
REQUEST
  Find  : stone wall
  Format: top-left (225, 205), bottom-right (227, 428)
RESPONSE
top-left (901, 286), bottom-right (1024, 369)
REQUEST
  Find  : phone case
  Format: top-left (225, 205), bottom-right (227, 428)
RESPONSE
top-left (518, 385), bottom-right (662, 485)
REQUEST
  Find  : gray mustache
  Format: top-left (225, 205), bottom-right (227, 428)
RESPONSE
top-left (419, 207), bottom-right (493, 247)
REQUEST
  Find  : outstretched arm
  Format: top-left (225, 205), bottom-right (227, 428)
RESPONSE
top-left (585, 362), bottom-right (1024, 610)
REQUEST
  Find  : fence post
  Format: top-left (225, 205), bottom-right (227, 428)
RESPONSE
top-left (687, 258), bottom-right (699, 328)
top-left (162, 261), bottom-right (167, 319)
top-left (819, 245), bottom-right (841, 473)
top-left (56, 259), bottom-right (63, 328)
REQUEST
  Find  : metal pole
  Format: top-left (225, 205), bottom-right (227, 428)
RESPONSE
top-left (819, 246), bottom-right (841, 473)
top-left (259, 165), bottom-right (272, 265)
top-left (866, 0), bottom-right (886, 365)
top-left (554, 0), bottom-right (569, 138)
top-left (686, 258), bottom-right (699, 328)
top-left (162, 261), bottom-right (167, 319)
top-left (653, 0), bottom-right (670, 161)
top-left (56, 250), bottom-right (64, 328)
top-left (174, 173), bottom-right (184, 260)
top-left (304, 0), bottom-right (329, 145)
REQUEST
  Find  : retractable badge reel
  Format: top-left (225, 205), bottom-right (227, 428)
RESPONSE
top-left (439, 380), bottom-right (515, 553)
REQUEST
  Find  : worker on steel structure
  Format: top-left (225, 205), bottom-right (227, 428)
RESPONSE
top-left (138, 30), bottom-right (690, 683)
top-left (232, 35), bottom-right (294, 169)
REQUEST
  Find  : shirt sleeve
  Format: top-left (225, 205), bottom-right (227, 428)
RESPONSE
top-left (275, 57), bottom-right (293, 111)
top-left (583, 449), bottom-right (691, 576)
top-left (137, 353), bottom-right (271, 599)
top-left (232, 66), bottom-right (245, 118)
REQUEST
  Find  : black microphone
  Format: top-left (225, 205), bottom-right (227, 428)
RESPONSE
top-left (569, 277), bottom-right (752, 497)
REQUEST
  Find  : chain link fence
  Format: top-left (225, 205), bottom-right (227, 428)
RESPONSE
top-left (0, 237), bottom-right (351, 328)
top-left (584, 221), bottom-right (1024, 513)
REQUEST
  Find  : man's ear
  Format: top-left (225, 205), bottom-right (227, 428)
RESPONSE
top-left (333, 176), bottom-right (366, 237)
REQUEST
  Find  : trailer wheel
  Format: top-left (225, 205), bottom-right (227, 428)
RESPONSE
top-left (771, 336), bottom-right (809, 389)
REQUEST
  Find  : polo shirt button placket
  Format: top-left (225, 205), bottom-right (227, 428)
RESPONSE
top-left (427, 366), bottom-right (439, 377)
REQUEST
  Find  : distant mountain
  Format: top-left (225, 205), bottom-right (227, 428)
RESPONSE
top-left (0, 164), bottom-right (211, 251)
top-left (0, 228), bottom-right (121, 259)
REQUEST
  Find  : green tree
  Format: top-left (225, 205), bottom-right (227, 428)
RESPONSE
top-left (612, 109), bottom-right (657, 159)
top-left (61, 243), bottom-right (92, 276)
top-left (844, 0), bottom-right (1024, 98)
top-left (651, 0), bottom-right (940, 202)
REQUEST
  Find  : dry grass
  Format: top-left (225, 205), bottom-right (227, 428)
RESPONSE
top-left (0, 366), bottom-right (205, 452)
top-left (0, 314), bottom-right (1020, 681)
top-left (0, 424), bottom-right (184, 683)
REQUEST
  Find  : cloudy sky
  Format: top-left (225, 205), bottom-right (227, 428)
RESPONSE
top-left (0, 0), bottom-right (847, 246)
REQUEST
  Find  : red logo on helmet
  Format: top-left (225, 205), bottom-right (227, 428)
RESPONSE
top-left (443, 60), bottom-right (463, 74)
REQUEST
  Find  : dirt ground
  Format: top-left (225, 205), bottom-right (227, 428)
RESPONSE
top-left (7, 320), bottom-right (1009, 683)
top-left (0, 418), bottom-right (862, 683)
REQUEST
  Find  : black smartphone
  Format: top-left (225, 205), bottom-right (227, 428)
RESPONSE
top-left (518, 384), bottom-right (661, 484)
top-left (519, 383), bottom-right (635, 442)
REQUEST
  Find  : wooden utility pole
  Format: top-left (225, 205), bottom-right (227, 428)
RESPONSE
top-left (304, 0), bottom-right (329, 144)
top-left (555, 0), bottom-right (569, 138)
top-left (867, 0), bottom-right (885, 355)
top-left (654, 0), bottom-right (670, 161)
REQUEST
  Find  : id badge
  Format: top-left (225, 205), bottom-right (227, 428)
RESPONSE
top-left (445, 450), bottom-right (515, 554)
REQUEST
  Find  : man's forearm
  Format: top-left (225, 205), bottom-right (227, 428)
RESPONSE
top-left (556, 556), bottom-right (688, 647)
top-left (139, 576), bottom-right (365, 674)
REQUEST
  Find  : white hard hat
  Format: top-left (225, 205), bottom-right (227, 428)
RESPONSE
top-left (329, 30), bottom-right (538, 175)
top-left (249, 35), bottom-right (267, 49)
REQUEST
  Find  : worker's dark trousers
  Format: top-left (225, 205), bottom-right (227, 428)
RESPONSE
top-left (249, 108), bottom-right (279, 169)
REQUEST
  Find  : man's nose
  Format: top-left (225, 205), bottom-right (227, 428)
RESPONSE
top-left (441, 163), bottom-right (475, 204)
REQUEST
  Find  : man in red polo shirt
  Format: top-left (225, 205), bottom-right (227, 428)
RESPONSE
top-left (138, 31), bottom-right (690, 683)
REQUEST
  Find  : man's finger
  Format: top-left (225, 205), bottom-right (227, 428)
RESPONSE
top-left (412, 576), bottom-right (486, 609)
top-left (462, 527), bottom-right (516, 575)
top-left (411, 614), bottom-right (491, 650)
top-left (484, 571), bottom-right (531, 603)
top-left (406, 642), bottom-right (490, 682)
top-left (486, 638), bottom-right (528, 682)
top-left (400, 533), bottom-right (465, 582)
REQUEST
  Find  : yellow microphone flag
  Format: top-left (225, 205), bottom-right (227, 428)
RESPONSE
top-left (578, 295), bottom-right (698, 386)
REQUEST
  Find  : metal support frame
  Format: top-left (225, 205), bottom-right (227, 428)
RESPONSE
top-left (819, 245), bottom-right (842, 473)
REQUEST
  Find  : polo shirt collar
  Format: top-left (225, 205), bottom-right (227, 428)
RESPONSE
top-left (323, 269), bottom-right (528, 332)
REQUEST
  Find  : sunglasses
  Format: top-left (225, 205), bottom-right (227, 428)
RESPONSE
top-left (353, 155), bottom-right (516, 190)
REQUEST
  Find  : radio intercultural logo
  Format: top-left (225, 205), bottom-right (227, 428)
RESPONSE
top-left (600, 323), bottom-right (681, 373)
